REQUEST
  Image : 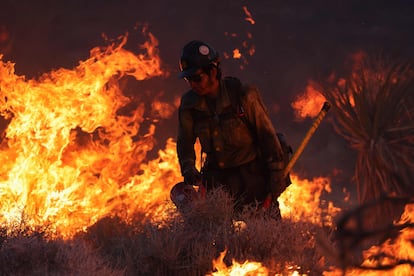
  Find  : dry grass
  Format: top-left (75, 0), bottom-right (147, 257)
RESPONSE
top-left (0, 225), bottom-right (122, 275)
top-left (0, 188), bottom-right (332, 275)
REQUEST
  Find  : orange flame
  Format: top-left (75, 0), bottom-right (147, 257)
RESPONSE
top-left (358, 204), bottom-right (414, 275)
top-left (210, 249), bottom-right (308, 275)
top-left (0, 31), bottom-right (181, 238)
top-left (325, 204), bottom-right (414, 275)
top-left (292, 82), bottom-right (327, 120)
top-left (209, 249), bottom-right (269, 275)
top-left (280, 174), bottom-right (340, 226)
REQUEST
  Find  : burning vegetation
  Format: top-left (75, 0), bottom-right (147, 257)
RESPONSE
top-left (322, 54), bottom-right (414, 218)
top-left (321, 54), bottom-right (414, 275)
top-left (0, 27), bottom-right (413, 276)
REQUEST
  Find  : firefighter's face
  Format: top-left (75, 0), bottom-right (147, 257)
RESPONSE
top-left (185, 67), bottom-right (219, 97)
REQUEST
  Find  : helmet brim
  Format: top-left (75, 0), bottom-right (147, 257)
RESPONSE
top-left (178, 67), bottom-right (198, 79)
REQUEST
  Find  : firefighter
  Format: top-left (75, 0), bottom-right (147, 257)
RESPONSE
top-left (175, 40), bottom-right (288, 217)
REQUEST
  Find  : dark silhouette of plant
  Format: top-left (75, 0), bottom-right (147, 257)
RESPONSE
top-left (322, 54), bottom-right (414, 227)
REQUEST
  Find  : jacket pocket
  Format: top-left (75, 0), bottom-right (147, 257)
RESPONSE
top-left (221, 116), bottom-right (253, 147)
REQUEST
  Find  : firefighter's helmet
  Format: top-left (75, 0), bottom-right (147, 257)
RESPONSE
top-left (179, 40), bottom-right (219, 78)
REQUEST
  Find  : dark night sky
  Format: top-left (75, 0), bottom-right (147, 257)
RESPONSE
top-left (1, 0), bottom-right (413, 204)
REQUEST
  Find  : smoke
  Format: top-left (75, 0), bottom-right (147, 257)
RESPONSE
top-left (1, 0), bottom-right (413, 202)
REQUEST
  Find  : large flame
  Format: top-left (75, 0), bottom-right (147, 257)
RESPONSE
top-left (0, 32), bottom-right (181, 238)
top-left (280, 174), bottom-right (340, 226)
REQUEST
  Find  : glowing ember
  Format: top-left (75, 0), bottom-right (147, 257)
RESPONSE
top-left (0, 32), bottom-right (180, 238)
top-left (233, 49), bottom-right (242, 59)
top-left (222, 6), bottom-right (256, 70)
top-left (242, 6), bottom-right (256, 25)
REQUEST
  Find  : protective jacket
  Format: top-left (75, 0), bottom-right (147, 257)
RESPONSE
top-left (177, 77), bottom-right (285, 187)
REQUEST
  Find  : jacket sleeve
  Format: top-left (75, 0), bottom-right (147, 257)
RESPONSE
top-left (242, 86), bottom-right (285, 171)
top-left (177, 98), bottom-right (197, 176)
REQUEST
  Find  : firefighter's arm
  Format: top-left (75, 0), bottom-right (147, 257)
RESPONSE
top-left (177, 107), bottom-right (196, 173)
top-left (177, 107), bottom-right (202, 185)
top-left (242, 87), bottom-right (285, 169)
top-left (242, 87), bottom-right (286, 194)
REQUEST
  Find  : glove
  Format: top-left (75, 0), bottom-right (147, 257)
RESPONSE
top-left (183, 167), bottom-right (202, 186)
top-left (269, 169), bottom-right (287, 197)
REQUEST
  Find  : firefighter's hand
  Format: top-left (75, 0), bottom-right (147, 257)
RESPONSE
top-left (183, 167), bottom-right (202, 186)
top-left (269, 169), bottom-right (286, 196)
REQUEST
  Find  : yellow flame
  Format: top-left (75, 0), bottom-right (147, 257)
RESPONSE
top-left (279, 174), bottom-right (340, 226)
top-left (210, 249), bottom-right (309, 275)
top-left (0, 31), bottom-right (181, 238)
top-left (209, 249), bottom-right (269, 276)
